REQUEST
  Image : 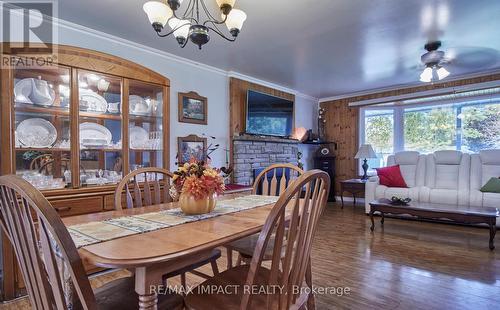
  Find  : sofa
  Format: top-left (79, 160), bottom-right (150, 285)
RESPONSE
top-left (365, 149), bottom-right (500, 226)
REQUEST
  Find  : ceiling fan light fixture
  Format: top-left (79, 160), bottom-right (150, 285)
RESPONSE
top-left (437, 66), bottom-right (450, 80)
top-left (143, 1), bottom-right (173, 31)
top-left (420, 67), bottom-right (433, 83)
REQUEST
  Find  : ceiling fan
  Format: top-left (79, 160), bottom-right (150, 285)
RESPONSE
top-left (419, 41), bottom-right (450, 82)
top-left (418, 40), bottom-right (500, 83)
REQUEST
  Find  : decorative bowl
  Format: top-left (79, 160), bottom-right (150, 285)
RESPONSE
top-left (390, 196), bottom-right (411, 206)
top-left (179, 192), bottom-right (217, 215)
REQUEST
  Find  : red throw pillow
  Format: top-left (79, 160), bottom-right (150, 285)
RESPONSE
top-left (375, 165), bottom-right (408, 188)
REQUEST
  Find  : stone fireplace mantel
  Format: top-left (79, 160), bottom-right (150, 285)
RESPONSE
top-left (232, 135), bottom-right (299, 185)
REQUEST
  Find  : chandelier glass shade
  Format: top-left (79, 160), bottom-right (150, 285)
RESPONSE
top-left (143, 0), bottom-right (247, 49)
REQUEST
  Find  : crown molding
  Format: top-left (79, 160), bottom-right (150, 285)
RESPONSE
top-left (51, 15), bottom-right (320, 101)
top-left (228, 71), bottom-right (319, 102)
top-left (319, 69), bottom-right (500, 103)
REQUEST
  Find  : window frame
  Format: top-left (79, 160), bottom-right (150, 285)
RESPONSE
top-left (358, 95), bottom-right (500, 174)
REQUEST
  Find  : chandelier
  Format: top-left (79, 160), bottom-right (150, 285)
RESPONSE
top-left (143, 0), bottom-right (247, 49)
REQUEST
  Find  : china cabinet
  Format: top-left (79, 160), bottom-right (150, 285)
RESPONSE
top-left (0, 44), bottom-right (170, 300)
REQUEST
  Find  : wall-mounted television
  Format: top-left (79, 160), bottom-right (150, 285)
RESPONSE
top-left (245, 90), bottom-right (294, 137)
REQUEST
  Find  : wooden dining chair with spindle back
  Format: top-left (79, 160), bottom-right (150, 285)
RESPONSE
top-left (225, 163), bottom-right (304, 269)
top-left (0, 175), bottom-right (183, 310)
top-left (115, 167), bottom-right (221, 292)
top-left (185, 169), bottom-right (331, 310)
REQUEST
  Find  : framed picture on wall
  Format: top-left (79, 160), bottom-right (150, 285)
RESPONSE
top-left (177, 134), bottom-right (207, 164)
top-left (178, 91), bottom-right (208, 125)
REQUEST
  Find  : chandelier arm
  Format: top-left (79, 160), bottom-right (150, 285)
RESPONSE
top-left (154, 21), bottom-right (187, 38)
top-left (199, 0), bottom-right (228, 25)
top-left (174, 0), bottom-right (197, 24)
top-left (206, 25), bottom-right (236, 42)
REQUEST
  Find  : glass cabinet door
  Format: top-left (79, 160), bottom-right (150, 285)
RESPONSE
top-left (128, 80), bottom-right (164, 171)
top-left (13, 65), bottom-right (71, 190)
top-left (78, 70), bottom-right (123, 187)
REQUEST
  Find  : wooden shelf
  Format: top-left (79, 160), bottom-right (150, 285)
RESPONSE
top-left (15, 147), bottom-right (71, 152)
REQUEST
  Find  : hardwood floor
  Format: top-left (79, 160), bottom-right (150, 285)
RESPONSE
top-left (1, 202), bottom-right (498, 309)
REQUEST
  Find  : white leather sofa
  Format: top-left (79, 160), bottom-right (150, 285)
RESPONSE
top-left (365, 149), bottom-right (500, 226)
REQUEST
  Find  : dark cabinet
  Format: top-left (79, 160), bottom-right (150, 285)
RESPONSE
top-left (313, 156), bottom-right (336, 201)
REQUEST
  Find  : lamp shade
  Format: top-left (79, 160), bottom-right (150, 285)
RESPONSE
top-left (354, 144), bottom-right (377, 159)
top-left (143, 1), bottom-right (173, 27)
top-left (168, 18), bottom-right (190, 39)
top-left (224, 8), bottom-right (247, 31)
top-left (216, 0), bottom-right (236, 8)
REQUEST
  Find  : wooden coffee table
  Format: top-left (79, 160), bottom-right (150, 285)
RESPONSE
top-left (369, 198), bottom-right (499, 250)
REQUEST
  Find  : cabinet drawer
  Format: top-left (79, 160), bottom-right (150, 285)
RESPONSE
top-left (104, 194), bottom-right (115, 211)
top-left (51, 197), bottom-right (103, 217)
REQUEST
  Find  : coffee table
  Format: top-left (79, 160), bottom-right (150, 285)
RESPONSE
top-left (369, 198), bottom-right (499, 250)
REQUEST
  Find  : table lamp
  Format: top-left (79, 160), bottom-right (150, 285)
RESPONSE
top-left (354, 144), bottom-right (377, 180)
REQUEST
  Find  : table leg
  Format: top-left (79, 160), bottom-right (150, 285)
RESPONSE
top-left (138, 293), bottom-right (158, 310)
top-left (353, 194), bottom-right (356, 206)
top-left (489, 223), bottom-right (496, 250)
top-left (340, 191), bottom-right (344, 209)
top-left (226, 247), bottom-right (233, 270)
top-left (381, 213), bottom-right (385, 226)
top-left (370, 210), bottom-right (375, 231)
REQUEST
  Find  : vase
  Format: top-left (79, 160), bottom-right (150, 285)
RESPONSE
top-left (179, 192), bottom-right (217, 215)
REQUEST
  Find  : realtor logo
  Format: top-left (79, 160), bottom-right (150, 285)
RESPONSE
top-left (1, 0), bottom-right (58, 68)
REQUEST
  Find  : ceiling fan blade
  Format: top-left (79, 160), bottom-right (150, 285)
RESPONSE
top-left (446, 47), bottom-right (500, 69)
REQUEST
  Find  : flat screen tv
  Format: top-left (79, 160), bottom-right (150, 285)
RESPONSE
top-left (245, 90), bottom-right (294, 137)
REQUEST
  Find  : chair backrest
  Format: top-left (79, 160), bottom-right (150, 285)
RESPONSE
top-left (386, 151), bottom-right (425, 187)
top-left (242, 170), bottom-right (330, 309)
top-left (0, 175), bottom-right (97, 310)
top-left (252, 164), bottom-right (304, 196)
top-left (426, 150), bottom-right (470, 190)
top-left (114, 167), bottom-right (173, 210)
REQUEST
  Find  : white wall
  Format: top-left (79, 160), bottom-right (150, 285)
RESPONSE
top-left (295, 95), bottom-right (319, 170)
top-left (6, 14), bottom-right (319, 173)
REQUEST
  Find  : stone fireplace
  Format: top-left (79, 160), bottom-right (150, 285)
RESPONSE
top-left (232, 135), bottom-right (299, 185)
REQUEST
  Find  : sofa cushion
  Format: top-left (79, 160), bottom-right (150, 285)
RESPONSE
top-left (480, 177), bottom-right (500, 193)
top-left (435, 165), bottom-right (460, 189)
top-left (429, 189), bottom-right (458, 205)
top-left (434, 150), bottom-right (462, 165)
top-left (375, 165), bottom-right (408, 188)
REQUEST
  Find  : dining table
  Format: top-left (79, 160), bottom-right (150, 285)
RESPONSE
top-left (62, 193), bottom-right (280, 310)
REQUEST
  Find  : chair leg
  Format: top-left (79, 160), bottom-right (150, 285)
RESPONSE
top-left (305, 260), bottom-right (315, 310)
top-left (180, 273), bottom-right (187, 296)
top-left (236, 253), bottom-right (243, 266)
top-left (226, 247), bottom-right (233, 270)
top-left (210, 259), bottom-right (220, 276)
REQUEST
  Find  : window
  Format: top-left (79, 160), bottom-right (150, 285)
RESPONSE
top-left (360, 93), bottom-right (500, 172)
top-left (363, 109), bottom-right (394, 169)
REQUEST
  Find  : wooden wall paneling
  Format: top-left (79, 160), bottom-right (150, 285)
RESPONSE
top-left (321, 73), bottom-right (500, 195)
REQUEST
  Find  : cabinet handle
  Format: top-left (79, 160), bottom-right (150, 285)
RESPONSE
top-left (55, 206), bottom-right (72, 212)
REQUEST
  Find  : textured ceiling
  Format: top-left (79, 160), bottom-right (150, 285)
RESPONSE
top-left (58, 0), bottom-right (500, 98)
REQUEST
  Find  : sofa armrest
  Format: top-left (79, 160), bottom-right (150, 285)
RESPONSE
top-left (365, 178), bottom-right (379, 213)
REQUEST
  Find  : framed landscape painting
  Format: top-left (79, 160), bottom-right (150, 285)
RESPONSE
top-left (178, 91), bottom-right (208, 125)
top-left (177, 135), bottom-right (207, 164)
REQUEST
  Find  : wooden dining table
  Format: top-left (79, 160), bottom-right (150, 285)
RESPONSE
top-left (62, 193), bottom-right (278, 310)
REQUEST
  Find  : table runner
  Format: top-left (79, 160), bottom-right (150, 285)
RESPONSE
top-left (68, 195), bottom-right (280, 248)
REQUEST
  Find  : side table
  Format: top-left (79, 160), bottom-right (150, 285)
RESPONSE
top-left (340, 178), bottom-right (367, 208)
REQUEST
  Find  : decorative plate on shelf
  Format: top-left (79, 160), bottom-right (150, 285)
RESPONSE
top-left (16, 118), bottom-right (57, 148)
top-left (79, 89), bottom-right (108, 114)
top-left (130, 95), bottom-right (151, 116)
top-left (14, 78), bottom-right (55, 106)
top-left (79, 122), bottom-right (112, 147)
top-left (129, 125), bottom-right (149, 149)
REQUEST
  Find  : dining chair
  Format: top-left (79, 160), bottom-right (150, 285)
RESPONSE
top-left (184, 169), bottom-right (331, 310)
top-left (115, 167), bottom-right (221, 291)
top-left (225, 163), bottom-right (304, 269)
top-left (0, 175), bottom-right (183, 309)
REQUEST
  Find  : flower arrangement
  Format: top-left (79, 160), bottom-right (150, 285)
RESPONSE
top-left (171, 158), bottom-right (225, 201)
